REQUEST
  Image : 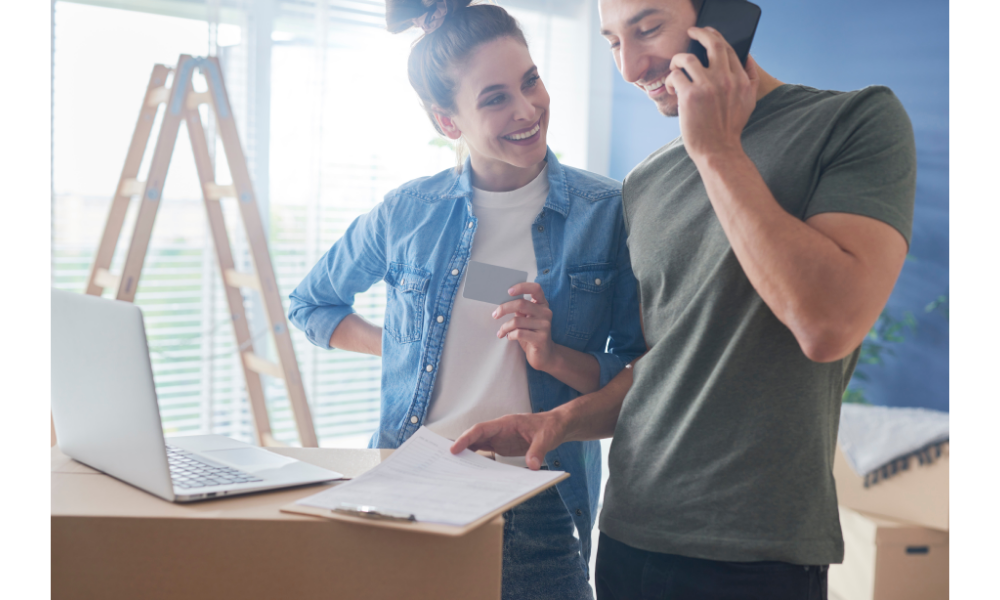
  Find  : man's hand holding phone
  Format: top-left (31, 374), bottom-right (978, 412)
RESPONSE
top-left (666, 27), bottom-right (758, 165)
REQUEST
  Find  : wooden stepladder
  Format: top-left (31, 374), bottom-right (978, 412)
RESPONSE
top-left (85, 55), bottom-right (318, 448)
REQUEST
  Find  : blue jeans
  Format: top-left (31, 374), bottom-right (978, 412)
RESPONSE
top-left (595, 532), bottom-right (828, 600)
top-left (501, 484), bottom-right (594, 600)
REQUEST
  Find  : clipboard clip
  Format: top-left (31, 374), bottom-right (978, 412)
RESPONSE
top-left (333, 502), bottom-right (416, 523)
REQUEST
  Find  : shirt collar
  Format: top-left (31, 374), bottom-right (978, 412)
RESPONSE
top-left (443, 147), bottom-right (570, 218)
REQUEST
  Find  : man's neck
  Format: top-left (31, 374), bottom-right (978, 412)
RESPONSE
top-left (754, 64), bottom-right (784, 102)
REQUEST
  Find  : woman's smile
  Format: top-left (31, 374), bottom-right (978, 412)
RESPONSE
top-left (501, 117), bottom-right (543, 145)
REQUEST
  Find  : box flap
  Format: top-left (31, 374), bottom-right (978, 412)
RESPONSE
top-left (52, 446), bottom-right (392, 521)
top-left (834, 442), bottom-right (948, 531)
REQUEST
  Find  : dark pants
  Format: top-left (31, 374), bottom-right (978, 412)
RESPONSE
top-left (594, 532), bottom-right (828, 600)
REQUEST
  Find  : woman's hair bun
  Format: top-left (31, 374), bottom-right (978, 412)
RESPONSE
top-left (385, 0), bottom-right (474, 35)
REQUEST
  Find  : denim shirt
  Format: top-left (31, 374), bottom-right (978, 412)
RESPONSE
top-left (288, 149), bottom-right (644, 569)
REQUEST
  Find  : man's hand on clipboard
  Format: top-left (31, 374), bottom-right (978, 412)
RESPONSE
top-left (451, 411), bottom-right (566, 471)
top-left (451, 355), bottom-right (644, 469)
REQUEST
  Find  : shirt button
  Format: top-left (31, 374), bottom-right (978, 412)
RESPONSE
top-left (410, 416), bottom-right (419, 424)
top-left (553, 460), bottom-right (560, 467)
top-left (594, 278), bottom-right (602, 286)
top-left (451, 269), bottom-right (459, 276)
top-left (543, 269), bottom-right (549, 274)
top-left (468, 222), bottom-right (473, 228)
top-left (537, 225), bottom-right (544, 232)
top-left (426, 364), bottom-right (433, 372)
top-left (576, 508), bottom-right (583, 516)
top-left (437, 316), bottom-right (444, 323)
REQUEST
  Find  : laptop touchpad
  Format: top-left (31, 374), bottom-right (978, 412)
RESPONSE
top-left (204, 448), bottom-right (297, 471)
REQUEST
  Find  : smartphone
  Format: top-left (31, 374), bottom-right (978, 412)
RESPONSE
top-left (687, 0), bottom-right (762, 68)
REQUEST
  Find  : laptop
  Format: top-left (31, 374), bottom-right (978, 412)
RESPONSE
top-left (51, 289), bottom-right (343, 502)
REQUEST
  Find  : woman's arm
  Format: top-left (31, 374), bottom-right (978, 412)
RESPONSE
top-left (288, 203), bottom-right (388, 351)
top-left (329, 314), bottom-right (383, 357)
top-left (495, 282), bottom-right (601, 395)
top-left (539, 345), bottom-right (600, 394)
top-left (596, 217), bottom-right (648, 374)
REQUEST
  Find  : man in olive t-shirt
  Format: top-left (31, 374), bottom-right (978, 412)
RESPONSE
top-left (452, 1), bottom-right (916, 598)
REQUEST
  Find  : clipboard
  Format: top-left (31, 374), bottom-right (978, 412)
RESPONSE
top-left (280, 470), bottom-right (569, 536)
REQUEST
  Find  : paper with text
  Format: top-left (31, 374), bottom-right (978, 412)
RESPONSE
top-left (294, 427), bottom-right (565, 526)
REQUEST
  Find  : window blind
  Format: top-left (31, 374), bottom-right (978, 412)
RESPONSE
top-left (53, 0), bottom-right (594, 447)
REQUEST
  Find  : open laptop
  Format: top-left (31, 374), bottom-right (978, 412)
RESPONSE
top-left (51, 289), bottom-right (343, 502)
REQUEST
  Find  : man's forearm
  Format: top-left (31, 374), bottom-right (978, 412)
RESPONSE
top-left (329, 314), bottom-right (382, 356)
top-left (553, 357), bottom-right (637, 442)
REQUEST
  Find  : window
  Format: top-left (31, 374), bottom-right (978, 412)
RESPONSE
top-left (52, 0), bottom-right (598, 447)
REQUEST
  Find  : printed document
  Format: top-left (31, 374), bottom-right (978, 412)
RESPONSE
top-left (294, 427), bottom-right (565, 526)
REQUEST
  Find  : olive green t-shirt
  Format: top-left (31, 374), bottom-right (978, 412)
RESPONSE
top-left (601, 84), bottom-right (916, 565)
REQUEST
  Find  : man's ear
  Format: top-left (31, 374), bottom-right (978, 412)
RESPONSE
top-left (433, 111), bottom-right (463, 140)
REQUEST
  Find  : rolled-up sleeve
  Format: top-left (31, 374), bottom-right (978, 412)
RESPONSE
top-left (588, 217), bottom-right (645, 388)
top-left (288, 201), bottom-right (388, 349)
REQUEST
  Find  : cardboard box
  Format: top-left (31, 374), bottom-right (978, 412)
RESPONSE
top-left (833, 442), bottom-right (948, 531)
top-left (829, 506), bottom-right (948, 600)
top-left (52, 446), bottom-right (502, 600)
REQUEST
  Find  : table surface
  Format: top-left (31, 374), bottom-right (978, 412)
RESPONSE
top-left (51, 445), bottom-right (393, 521)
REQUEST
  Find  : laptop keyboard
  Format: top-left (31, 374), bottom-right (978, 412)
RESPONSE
top-left (167, 445), bottom-right (263, 489)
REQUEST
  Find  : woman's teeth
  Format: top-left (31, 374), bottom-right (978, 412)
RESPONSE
top-left (503, 122), bottom-right (540, 141)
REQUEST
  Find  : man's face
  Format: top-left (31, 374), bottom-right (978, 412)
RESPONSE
top-left (599, 0), bottom-right (699, 116)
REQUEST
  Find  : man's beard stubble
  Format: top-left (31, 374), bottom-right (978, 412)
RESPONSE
top-left (655, 91), bottom-right (679, 117)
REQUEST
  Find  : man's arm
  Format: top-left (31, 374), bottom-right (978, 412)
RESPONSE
top-left (450, 356), bottom-right (639, 470)
top-left (668, 28), bottom-right (910, 362)
top-left (697, 152), bottom-right (908, 362)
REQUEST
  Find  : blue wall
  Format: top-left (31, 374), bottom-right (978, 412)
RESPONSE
top-left (608, 0), bottom-right (949, 412)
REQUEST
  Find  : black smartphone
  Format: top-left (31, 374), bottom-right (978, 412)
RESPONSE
top-left (687, 0), bottom-right (762, 68)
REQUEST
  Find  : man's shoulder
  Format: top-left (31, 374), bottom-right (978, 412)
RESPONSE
top-left (622, 136), bottom-right (686, 195)
top-left (774, 84), bottom-right (908, 127)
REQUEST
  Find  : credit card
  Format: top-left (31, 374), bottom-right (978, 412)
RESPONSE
top-left (462, 261), bottom-right (529, 305)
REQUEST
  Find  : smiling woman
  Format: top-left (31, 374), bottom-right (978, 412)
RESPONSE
top-left (388, 0), bottom-right (546, 186)
top-left (286, 3), bottom-right (645, 599)
top-left (434, 36), bottom-right (550, 190)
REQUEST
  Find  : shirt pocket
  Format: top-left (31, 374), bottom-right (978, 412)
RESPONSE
top-left (565, 263), bottom-right (617, 342)
top-left (383, 262), bottom-right (431, 344)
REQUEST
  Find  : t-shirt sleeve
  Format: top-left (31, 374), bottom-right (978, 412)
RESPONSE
top-left (803, 86), bottom-right (916, 246)
top-left (621, 173), bottom-right (633, 235)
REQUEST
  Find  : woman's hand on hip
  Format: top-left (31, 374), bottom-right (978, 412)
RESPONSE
top-left (494, 282), bottom-right (556, 371)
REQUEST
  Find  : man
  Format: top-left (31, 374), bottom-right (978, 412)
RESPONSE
top-left (452, 0), bottom-right (916, 597)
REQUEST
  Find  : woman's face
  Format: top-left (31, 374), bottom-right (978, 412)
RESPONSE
top-left (443, 36), bottom-right (550, 172)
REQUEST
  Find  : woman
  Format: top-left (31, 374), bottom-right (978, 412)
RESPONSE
top-left (288, 1), bottom-right (644, 598)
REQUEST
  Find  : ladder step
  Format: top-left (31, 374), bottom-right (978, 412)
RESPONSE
top-left (146, 86), bottom-right (168, 107)
top-left (259, 433), bottom-right (287, 448)
top-left (93, 268), bottom-right (120, 290)
top-left (119, 178), bottom-right (145, 197)
top-left (186, 91), bottom-right (212, 110)
top-left (243, 352), bottom-right (285, 380)
top-left (205, 182), bottom-right (237, 200)
top-left (223, 269), bottom-right (261, 290)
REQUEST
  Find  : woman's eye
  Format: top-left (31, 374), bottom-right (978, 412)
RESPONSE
top-left (609, 41), bottom-right (620, 50)
top-left (523, 75), bottom-right (540, 89)
top-left (639, 25), bottom-right (661, 37)
top-left (485, 94), bottom-right (506, 106)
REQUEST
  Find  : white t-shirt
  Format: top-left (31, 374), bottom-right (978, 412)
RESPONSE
top-left (425, 165), bottom-right (550, 466)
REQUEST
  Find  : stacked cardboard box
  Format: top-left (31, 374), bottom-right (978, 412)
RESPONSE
top-left (830, 443), bottom-right (949, 600)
